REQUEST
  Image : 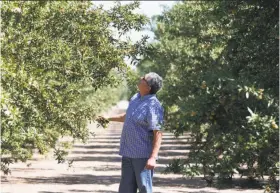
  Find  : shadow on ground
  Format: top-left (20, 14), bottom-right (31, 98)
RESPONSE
top-left (213, 178), bottom-right (264, 190)
top-left (38, 192), bottom-right (63, 193)
top-left (15, 174), bottom-right (208, 189)
top-left (19, 173), bottom-right (265, 191)
top-left (68, 190), bottom-right (116, 193)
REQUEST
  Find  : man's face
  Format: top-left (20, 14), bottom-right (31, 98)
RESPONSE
top-left (137, 75), bottom-right (151, 94)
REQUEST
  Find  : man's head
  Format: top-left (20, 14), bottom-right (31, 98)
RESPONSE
top-left (138, 72), bottom-right (163, 96)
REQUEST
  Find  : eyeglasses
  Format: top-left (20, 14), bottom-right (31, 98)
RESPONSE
top-left (141, 77), bottom-right (150, 87)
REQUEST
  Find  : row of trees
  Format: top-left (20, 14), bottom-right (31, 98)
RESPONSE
top-left (1, 1), bottom-right (278, 191)
top-left (1, 1), bottom-right (147, 173)
top-left (135, 0), bottom-right (279, 191)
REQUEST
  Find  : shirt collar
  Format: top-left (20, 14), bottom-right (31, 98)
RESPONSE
top-left (137, 92), bottom-right (156, 100)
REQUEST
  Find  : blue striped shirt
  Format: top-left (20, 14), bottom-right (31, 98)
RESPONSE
top-left (119, 92), bottom-right (164, 158)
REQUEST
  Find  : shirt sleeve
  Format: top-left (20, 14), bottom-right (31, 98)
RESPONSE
top-left (147, 103), bottom-right (164, 131)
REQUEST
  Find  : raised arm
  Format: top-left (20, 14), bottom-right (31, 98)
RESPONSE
top-left (107, 113), bottom-right (126, 123)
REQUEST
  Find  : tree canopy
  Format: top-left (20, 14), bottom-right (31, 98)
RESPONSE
top-left (1, 1), bottom-right (148, 173)
top-left (137, 0), bottom-right (279, 190)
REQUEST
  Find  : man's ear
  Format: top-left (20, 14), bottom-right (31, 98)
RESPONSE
top-left (147, 87), bottom-right (152, 94)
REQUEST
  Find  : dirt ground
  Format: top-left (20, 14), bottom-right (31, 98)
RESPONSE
top-left (1, 101), bottom-right (264, 193)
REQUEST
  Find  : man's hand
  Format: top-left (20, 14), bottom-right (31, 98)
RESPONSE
top-left (145, 157), bottom-right (156, 170)
top-left (96, 116), bottom-right (110, 128)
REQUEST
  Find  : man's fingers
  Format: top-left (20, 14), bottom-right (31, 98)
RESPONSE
top-left (145, 164), bottom-right (154, 170)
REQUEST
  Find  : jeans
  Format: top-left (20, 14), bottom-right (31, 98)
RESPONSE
top-left (118, 157), bottom-right (154, 193)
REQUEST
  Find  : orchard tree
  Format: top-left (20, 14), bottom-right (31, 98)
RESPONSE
top-left (138, 0), bottom-right (279, 190)
top-left (1, 1), bottom-right (148, 173)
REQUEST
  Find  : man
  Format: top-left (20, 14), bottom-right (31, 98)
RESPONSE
top-left (105, 72), bottom-right (164, 193)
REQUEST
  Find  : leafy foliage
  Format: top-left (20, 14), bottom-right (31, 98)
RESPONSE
top-left (1, 1), bottom-right (148, 171)
top-left (139, 0), bottom-right (279, 190)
